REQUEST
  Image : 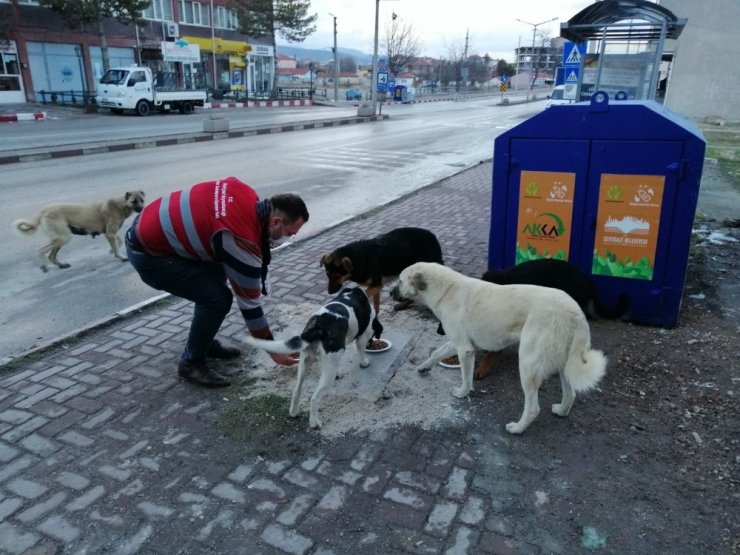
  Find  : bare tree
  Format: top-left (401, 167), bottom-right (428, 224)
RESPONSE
top-left (339, 54), bottom-right (356, 73)
top-left (443, 39), bottom-right (467, 90)
top-left (382, 13), bottom-right (421, 78)
top-left (530, 29), bottom-right (552, 89)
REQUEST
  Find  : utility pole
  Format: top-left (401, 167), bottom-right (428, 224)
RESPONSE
top-left (330, 13), bottom-right (338, 102)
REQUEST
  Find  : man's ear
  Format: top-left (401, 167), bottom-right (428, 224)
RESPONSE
top-left (412, 272), bottom-right (427, 291)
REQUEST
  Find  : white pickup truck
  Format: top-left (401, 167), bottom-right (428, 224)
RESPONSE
top-left (96, 66), bottom-right (207, 116)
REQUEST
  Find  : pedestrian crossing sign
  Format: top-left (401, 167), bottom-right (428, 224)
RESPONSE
top-left (563, 41), bottom-right (586, 67)
top-left (565, 45), bottom-right (581, 65)
top-left (566, 70), bottom-right (579, 83)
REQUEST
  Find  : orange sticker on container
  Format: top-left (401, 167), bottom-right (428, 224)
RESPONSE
top-left (593, 173), bottom-right (665, 280)
top-left (516, 170), bottom-right (576, 263)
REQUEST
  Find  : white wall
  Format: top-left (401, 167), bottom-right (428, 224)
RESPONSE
top-left (661, 0), bottom-right (740, 122)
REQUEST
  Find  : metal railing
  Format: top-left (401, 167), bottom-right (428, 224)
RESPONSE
top-left (37, 90), bottom-right (98, 107)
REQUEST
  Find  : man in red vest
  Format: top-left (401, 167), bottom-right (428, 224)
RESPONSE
top-left (125, 177), bottom-right (309, 387)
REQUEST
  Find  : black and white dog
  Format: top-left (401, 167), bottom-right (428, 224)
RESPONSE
top-left (243, 283), bottom-right (383, 429)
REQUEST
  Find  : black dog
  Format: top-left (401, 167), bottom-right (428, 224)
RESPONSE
top-left (482, 258), bottom-right (629, 319)
top-left (320, 227), bottom-right (444, 318)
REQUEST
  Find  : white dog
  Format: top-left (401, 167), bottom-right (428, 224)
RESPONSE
top-left (13, 191), bottom-right (146, 271)
top-left (390, 262), bottom-right (607, 434)
top-left (243, 283), bottom-right (382, 429)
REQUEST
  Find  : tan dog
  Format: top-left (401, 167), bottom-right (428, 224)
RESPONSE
top-left (390, 262), bottom-right (607, 434)
top-left (13, 191), bottom-right (145, 271)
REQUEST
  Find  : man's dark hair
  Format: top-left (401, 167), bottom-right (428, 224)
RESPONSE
top-left (271, 194), bottom-right (309, 223)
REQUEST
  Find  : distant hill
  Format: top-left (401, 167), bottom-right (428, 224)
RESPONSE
top-left (277, 44), bottom-right (373, 65)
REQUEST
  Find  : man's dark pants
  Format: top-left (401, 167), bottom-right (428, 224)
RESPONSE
top-left (125, 241), bottom-right (233, 364)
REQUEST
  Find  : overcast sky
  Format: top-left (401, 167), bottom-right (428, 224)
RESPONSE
top-left (277, 0), bottom-right (598, 61)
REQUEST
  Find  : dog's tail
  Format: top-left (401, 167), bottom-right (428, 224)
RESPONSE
top-left (243, 334), bottom-right (310, 355)
top-left (564, 324), bottom-right (607, 392)
top-left (592, 293), bottom-right (630, 320)
top-left (13, 218), bottom-right (40, 236)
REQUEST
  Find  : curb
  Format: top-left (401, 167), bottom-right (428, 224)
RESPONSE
top-left (0, 113), bottom-right (390, 166)
top-left (0, 111), bottom-right (47, 122)
top-left (0, 293), bottom-right (172, 370)
top-left (203, 99), bottom-right (313, 109)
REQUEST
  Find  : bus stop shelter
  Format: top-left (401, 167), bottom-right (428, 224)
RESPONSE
top-left (560, 0), bottom-right (687, 101)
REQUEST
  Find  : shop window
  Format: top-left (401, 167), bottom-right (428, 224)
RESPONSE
top-left (215, 5), bottom-right (237, 30)
top-left (2, 52), bottom-right (20, 75)
top-left (180, 0), bottom-right (207, 25)
top-left (142, 0), bottom-right (173, 22)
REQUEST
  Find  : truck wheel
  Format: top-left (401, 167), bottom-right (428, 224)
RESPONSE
top-left (135, 100), bottom-right (151, 117)
top-left (179, 101), bottom-right (194, 115)
top-left (111, 108), bottom-right (123, 115)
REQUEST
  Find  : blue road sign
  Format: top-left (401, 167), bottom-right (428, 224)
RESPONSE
top-left (501, 75), bottom-right (509, 83)
top-left (563, 42), bottom-right (586, 67)
top-left (377, 72), bottom-right (388, 93)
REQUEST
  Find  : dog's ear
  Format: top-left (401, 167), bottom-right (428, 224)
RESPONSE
top-left (411, 272), bottom-right (427, 291)
top-left (320, 253), bottom-right (332, 268)
top-left (340, 256), bottom-right (353, 273)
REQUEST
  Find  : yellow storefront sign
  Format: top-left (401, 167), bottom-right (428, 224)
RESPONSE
top-left (183, 36), bottom-right (251, 56)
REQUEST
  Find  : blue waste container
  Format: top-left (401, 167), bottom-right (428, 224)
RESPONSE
top-left (488, 91), bottom-right (706, 327)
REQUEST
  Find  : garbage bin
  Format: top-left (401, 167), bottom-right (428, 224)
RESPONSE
top-left (393, 85), bottom-right (406, 102)
top-left (488, 91), bottom-right (706, 327)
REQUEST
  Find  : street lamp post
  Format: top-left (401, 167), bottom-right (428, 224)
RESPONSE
top-left (515, 17), bottom-right (558, 92)
top-left (74, 45), bottom-right (86, 104)
top-left (371, 0), bottom-right (380, 115)
top-left (329, 13), bottom-right (338, 102)
top-left (309, 62), bottom-right (314, 101)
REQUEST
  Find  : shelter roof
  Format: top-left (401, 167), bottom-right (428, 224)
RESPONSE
top-left (560, 0), bottom-right (686, 42)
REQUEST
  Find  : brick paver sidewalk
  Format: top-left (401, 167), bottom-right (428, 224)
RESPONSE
top-left (0, 163), bottom-right (500, 554)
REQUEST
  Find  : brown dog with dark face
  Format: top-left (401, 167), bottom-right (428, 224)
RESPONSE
top-left (320, 227), bottom-right (444, 316)
top-left (13, 190), bottom-right (146, 271)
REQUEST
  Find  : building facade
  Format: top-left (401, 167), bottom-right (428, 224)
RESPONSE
top-left (659, 0), bottom-right (740, 122)
top-left (0, 0), bottom-right (275, 104)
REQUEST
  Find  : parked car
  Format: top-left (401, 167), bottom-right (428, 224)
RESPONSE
top-left (545, 85), bottom-right (573, 108)
top-left (345, 88), bottom-right (363, 101)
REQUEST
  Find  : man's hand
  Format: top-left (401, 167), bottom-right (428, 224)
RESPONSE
top-left (271, 352), bottom-right (298, 366)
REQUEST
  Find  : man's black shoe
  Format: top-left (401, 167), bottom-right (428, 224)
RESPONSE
top-left (206, 339), bottom-right (241, 360)
top-left (178, 360), bottom-right (231, 388)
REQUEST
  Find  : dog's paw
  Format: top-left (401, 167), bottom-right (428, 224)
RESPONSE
top-left (417, 366), bottom-right (431, 375)
top-left (288, 405), bottom-right (300, 418)
top-left (451, 386), bottom-right (470, 399)
top-left (505, 422), bottom-right (526, 434)
top-left (119, 256), bottom-right (128, 262)
top-left (59, 263), bottom-right (71, 269)
top-left (551, 403), bottom-right (570, 417)
top-left (359, 360), bottom-right (370, 369)
top-left (309, 417), bottom-right (322, 429)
